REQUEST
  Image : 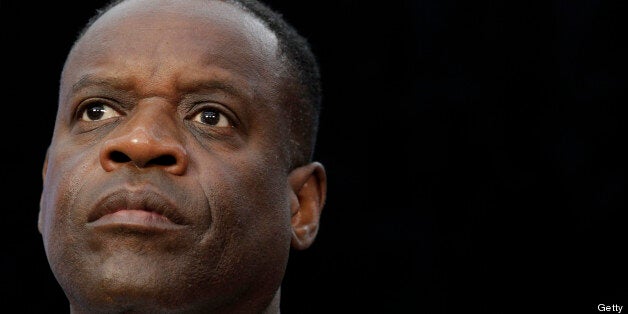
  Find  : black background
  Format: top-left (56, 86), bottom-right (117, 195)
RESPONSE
top-left (1, 0), bottom-right (626, 313)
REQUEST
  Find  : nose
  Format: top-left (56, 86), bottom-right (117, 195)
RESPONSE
top-left (99, 103), bottom-right (188, 175)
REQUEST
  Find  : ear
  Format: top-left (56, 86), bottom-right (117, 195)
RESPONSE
top-left (288, 162), bottom-right (327, 250)
top-left (38, 149), bottom-right (49, 234)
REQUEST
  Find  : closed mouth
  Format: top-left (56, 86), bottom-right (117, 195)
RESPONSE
top-left (87, 187), bottom-right (188, 230)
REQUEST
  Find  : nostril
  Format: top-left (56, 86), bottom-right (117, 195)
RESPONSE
top-left (150, 155), bottom-right (177, 166)
top-left (107, 151), bottom-right (177, 167)
top-left (110, 151), bottom-right (131, 163)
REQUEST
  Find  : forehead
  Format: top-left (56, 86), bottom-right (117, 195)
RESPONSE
top-left (80, 0), bottom-right (277, 57)
top-left (61, 0), bottom-right (281, 98)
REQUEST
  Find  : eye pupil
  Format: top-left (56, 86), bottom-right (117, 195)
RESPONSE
top-left (200, 110), bottom-right (220, 125)
top-left (86, 105), bottom-right (105, 120)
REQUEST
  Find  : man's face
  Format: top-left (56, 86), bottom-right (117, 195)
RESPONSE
top-left (39, 0), bottom-right (294, 311)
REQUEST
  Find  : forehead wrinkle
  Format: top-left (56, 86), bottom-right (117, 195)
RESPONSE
top-left (68, 65), bottom-right (255, 101)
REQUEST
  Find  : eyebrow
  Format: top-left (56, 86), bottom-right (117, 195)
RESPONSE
top-left (71, 75), bottom-right (133, 93)
top-left (71, 74), bottom-right (251, 101)
top-left (179, 80), bottom-right (251, 101)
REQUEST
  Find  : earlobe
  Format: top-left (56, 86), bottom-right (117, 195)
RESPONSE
top-left (288, 162), bottom-right (327, 250)
top-left (42, 149), bottom-right (48, 182)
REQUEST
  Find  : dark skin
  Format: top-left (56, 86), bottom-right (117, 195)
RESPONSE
top-left (38, 0), bottom-right (327, 313)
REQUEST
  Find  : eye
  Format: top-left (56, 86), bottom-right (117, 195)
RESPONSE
top-left (192, 108), bottom-right (231, 127)
top-left (80, 103), bottom-right (120, 121)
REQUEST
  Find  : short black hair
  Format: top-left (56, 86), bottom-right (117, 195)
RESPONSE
top-left (74, 0), bottom-right (322, 168)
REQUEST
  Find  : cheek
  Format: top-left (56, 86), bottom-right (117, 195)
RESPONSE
top-left (40, 146), bottom-right (94, 261)
top-left (200, 152), bottom-right (292, 263)
top-left (180, 151), bottom-right (293, 301)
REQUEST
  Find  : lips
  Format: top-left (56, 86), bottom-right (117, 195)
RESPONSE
top-left (87, 187), bottom-right (188, 230)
